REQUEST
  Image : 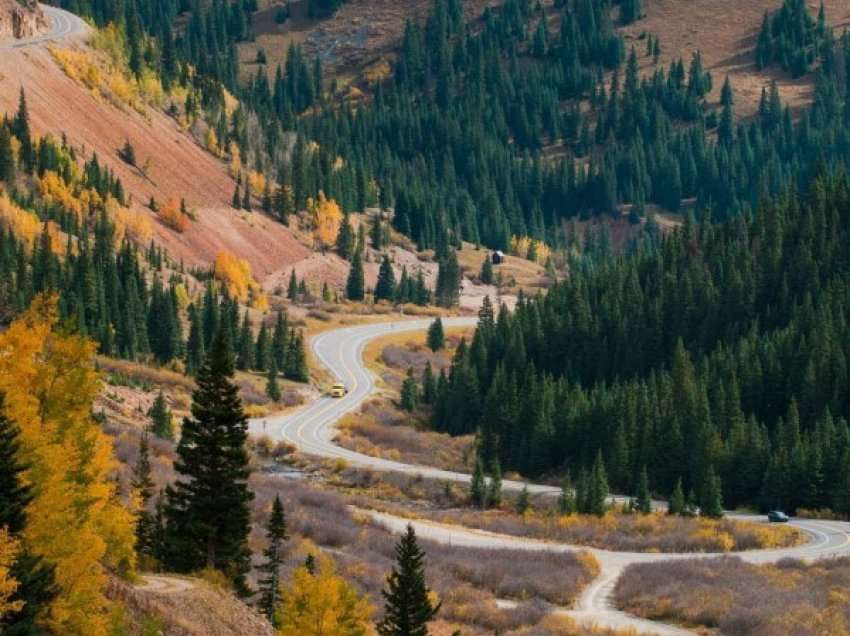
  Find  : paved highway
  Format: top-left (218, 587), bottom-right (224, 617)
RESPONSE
top-left (250, 318), bottom-right (850, 636)
top-left (249, 319), bottom-right (850, 634)
top-left (0, 4), bottom-right (88, 50)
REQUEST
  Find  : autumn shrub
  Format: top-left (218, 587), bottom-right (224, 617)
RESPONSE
top-left (425, 510), bottom-right (803, 553)
top-left (615, 557), bottom-right (850, 635)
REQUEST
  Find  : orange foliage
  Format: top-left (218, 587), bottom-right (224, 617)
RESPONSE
top-left (0, 296), bottom-right (136, 635)
top-left (248, 171), bottom-right (266, 196)
top-left (0, 193), bottom-right (42, 246)
top-left (157, 196), bottom-right (189, 233)
top-left (0, 528), bottom-right (22, 617)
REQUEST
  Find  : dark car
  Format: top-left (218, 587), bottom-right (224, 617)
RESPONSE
top-left (767, 510), bottom-right (790, 523)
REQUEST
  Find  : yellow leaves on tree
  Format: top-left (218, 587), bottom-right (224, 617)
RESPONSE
top-left (275, 555), bottom-right (373, 636)
top-left (206, 128), bottom-right (221, 156)
top-left (248, 171), bottom-right (267, 196)
top-left (158, 196), bottom-right (190, 233)
top-left (0, 193), bottom-right (42, 247)
top-left (310, 192), bottom-right (342, 251)
top-left (0, 528), bottom-right (22, 618)
top-left (214, 251), bottom-right (268, 310)
top-left (509, 235), bottom-right (550, 265)
top-left (0, 296), bottom-right (136, 635)
top-left (228, 141), bottom-right (242, 178)
top-left (107, 197), bottom-right (153, 246)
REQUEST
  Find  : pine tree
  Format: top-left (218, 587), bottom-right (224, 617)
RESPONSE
top-left (635, 465), bottom-right (651, 514)
top-left (287, 269), bottom-right (299, 301)
top-left (516, 483), bottom-right (531, 515)
top-left (668, 477), bottom-right (685, 516)
top-left (232, 184), bottom-right (242, 209)
top-left (258, 494), bottom-right (288, 625)
top-left (133, 433), bottom-right (157, 563)
top-left (255, 323), bottom-right (270, 372)
top-left (435, 250), bottom-right (461, 307)
top-left (0, 126), bottom-right (15, 184)
top-left (148, 391), bottom-right (174, 441)
top-left (375, 254), bottom-right (396, 302)
top-left (470, 458), bottom-right (486, 508)
top-left (346, 248), bottom-right (365, 301)
top-left (185, 304), bottom-right (205, 376)
top-left (272, 311), bottom-right (289, 371)
top-left (487, 460), bottom-right (502, 508)
top-left (480, 257), bottom-right (493, 285)
top-left (266, 358), bottom-right (282, 402)
top-left (421, 362), bottom-right (436, 404)
top-left (400, 368), bottom-right (419, 412)
top-left (700, 465), bottom-right (724, 519)
top-left (558, 475), bottom-right (576, 515)
top-left (284, 329), bottom-right (308, 382)
top-left (336, 214), bottom-right (354, 259)
top-left (427, 318), bottom-right (445, 352)
top-left (236, 312), bottom-right (254, 371)
top-left (588, 452), bottom-right (609, 517)
top-left (377, 525), bottom-right (440, 636)
top-left (163, 328), bottom-right (254, 593)
top-left (13, 89), bottom-right (33, 173)
top-left (371, 215), bottom-right (384, 250)
top-left (0, 394), bottom-right (56, 634)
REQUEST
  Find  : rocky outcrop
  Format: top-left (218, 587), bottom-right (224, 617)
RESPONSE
top-left (0, 0), bottom-right (48, 41)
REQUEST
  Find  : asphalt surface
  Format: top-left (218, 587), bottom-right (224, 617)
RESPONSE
top-left (249, 318), bottom-right (850, 634)
top-left (0, 4), bottom-right (88, 50)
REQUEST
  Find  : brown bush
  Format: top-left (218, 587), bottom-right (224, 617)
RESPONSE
top-left (615, 556), bottom-right (850, 635)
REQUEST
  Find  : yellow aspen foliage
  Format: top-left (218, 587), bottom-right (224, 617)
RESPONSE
top-left (0, 193), bottom-right (42, 247)
top-left (0, 296), bottom-right (136, 635)
top-left (275, 555), bottom-right (373, 636)
top-left (248, 171), bottom-right (267, 196)
top-left (158, 196), bottom-right (189, 233)
top-left (228, 141), bottom-right (242, 177)
top-left (213, 250), bottom-right (267, 309)
top-left (206, 128), bottom-right (221, 156)
top-left (38, 171), bottom-right (88, 219)
top-left (110, 201), bottom-right (153, 246)
top-left (0, 528), bottom-right (22, 617)
top-left (310, 192), bottom-right (342, 250)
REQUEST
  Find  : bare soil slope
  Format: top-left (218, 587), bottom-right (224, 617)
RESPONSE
top-left (0, 43), bottom-right (309, 277)
top-left (623, 0), bottom-right (850, 116)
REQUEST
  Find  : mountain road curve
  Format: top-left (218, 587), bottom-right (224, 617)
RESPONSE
top-left (0, 4), bottom-right (89, 50)
top-left (248, 318), bottom-right (850, 635)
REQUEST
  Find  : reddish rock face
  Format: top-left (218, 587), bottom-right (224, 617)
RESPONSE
top-left (0, 0), bottom-right (49, 41)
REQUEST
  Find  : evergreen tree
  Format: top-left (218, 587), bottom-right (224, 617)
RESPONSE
top-left (400, 367), bottom-right (419, 412)
top-left (426, 318), bottom-right (445, 352)
top-left (266, 358), bottom-right (282, 402)
top-left (588, 452), bottom-right (609, 517)
top-left (133, 433), bottom-right (157, 562)
top-left (668, 478), bottom-right (685, 516)
top-left (435, 251), bottom-right (461, 308)
top-left (558, 475), bottom-right (576, 515)
top-left (487, 460), bottom-right (502, 508)
top-left (700, 466), bottom-right (724, 519)
top-left (0, 126), bottom-right (14, 184)
top-left (346, 248), bottom-right (365, 301)
top-left (635, 466), bottom-right (651, 514)
top-left (0, 395), bottom-right (56, 634)
top-left (284, 330), bottom-right (308, 382)
top-left (421, 362), bottom-right (436, 405)
top-left (255, 323), bottom-right (270, 372)
top-left (377, 524), bottom-right (440, 636)
top-left (375, 254), bottom-right (397, 302)
top-left (336, 214), bottom-right (354, 260)
top-left (163, 328), bottom-right (254, 593)
top-left (287, 269), bottom-right (298, 301)
top-left (516, 483), bottom-right (530, 515)
top-left (371, 215), bottom-right (384, 250)
top-left (470, 457), bottom-right (486, 508)
top-left (272, 311), bottom-right (289, 371)
top-left (480, 257), bottom-right (493, 285)
top-left (258, 494), bottom-right (288, 625)
top-left (148, 391), bottom-right (174, 441)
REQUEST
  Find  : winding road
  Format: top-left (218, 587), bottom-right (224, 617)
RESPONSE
top-left (0, 3), bottom-right (88, 50)
top-left (248, 317), bottom-right (850, 634)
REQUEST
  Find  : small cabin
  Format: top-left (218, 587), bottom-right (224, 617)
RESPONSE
top-left (491, 250), bottom-right (505, 265)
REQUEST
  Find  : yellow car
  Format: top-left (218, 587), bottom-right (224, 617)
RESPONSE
top-left (330, 382), bottom-right (347, 398)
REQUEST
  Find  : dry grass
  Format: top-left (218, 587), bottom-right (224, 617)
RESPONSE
top-left (335, 400), bottom-right (474, 473)
top-left (427, 509), bottom-right (804, 553)
top-left (615, 556), bottom-right (850, 635)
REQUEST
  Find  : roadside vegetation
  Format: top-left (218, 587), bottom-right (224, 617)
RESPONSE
top-left (615, 556), bottom-right (850, 635)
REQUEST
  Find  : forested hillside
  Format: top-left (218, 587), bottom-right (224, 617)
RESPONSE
top-left (435, 170), bottom-right (850, 514)
top-left (45, 0), bottom-right (850, 256)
